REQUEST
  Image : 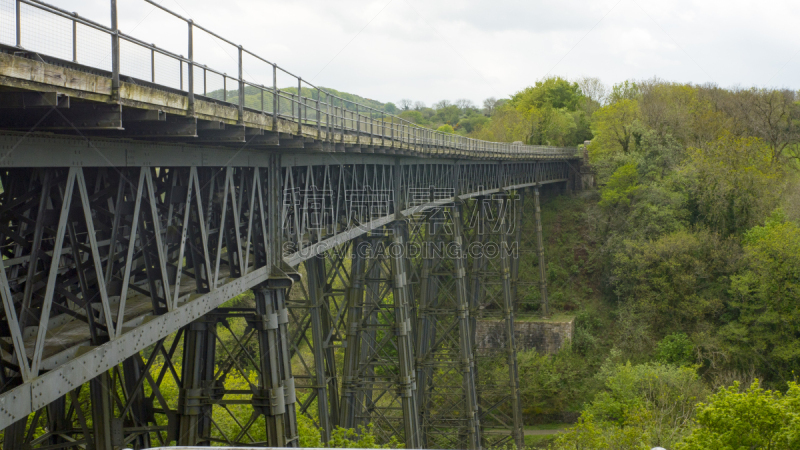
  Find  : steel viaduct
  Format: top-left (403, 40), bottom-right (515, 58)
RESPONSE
top-left (0, 1), bottom-right (589, 448)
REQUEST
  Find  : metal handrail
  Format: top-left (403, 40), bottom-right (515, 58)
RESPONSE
top-left (10, 0), bottom-right (578, 158)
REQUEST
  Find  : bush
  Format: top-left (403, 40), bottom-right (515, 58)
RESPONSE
top-left (437, 124), bottom-right (455, 134)
top-left (551, 361), bottom-right (707, 449)
top-left (678, 380), bottom-right (800, 450)
top-left (655, 332), bottom-right (695, 366)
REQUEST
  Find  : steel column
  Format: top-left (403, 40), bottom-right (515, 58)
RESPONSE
top-left (498, 195), bottom-right (524, 449)
top-left (390, 222), bottom-right (422, 449)
top-left (415, 205), bottom-right (482, 450)
top-left (177, 320), bottom-right (215, 446)
top-left (340, 238), bottom-right (366, 429)
top-left (253, 285), bottom-right (299, 447)
top-left (90, 372), bottom-right (115, 450)
top-left (533, 187), bottom-right (549, 316)
top-left (511, 190), bottom-right (524, 307)
top-left (305, 256), bottom-right (334, 442)
top-left (452, 204), bottom-right (482, 450)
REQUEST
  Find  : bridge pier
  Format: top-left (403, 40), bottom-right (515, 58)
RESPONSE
top-left (451, 205), bottom-right (482, 450)
top-left (533, 187), bottom-right (550, 317)
top-left (90, 372), bottom-right (115, 450)
top-left (2, 415), bottom-right (26, 450)
top-left (340, 239), bottom-right (367, 431)
top-left (497, 196), bottom-right (525, 450)
top-left (304, 256), bottom-right (338, 443)
top-left (338, 231), bottom-right (422, 447)
top-left (122, 355), bottom-right (154, 449)
top-left (253, 284), bottom-right (299, 448)
top-left (463, 192), bottom-right (524, 449)
top-left (415, 205), bottom-right (482, 450)
top-left (390, 222), bottom-right (423, 450)
top-left (177, 320), bottom-right (215, 446)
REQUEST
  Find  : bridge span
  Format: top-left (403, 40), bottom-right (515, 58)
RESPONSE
top-left (0, 1), bottom-right (588, 449)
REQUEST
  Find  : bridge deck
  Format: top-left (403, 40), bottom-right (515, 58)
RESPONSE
top-left (0, 49), bottom-right (573, 161)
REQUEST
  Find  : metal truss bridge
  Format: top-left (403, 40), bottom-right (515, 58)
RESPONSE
top-left (0, 1), bottom-right (589, 448)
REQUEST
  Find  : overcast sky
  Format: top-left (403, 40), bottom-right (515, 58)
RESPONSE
top-left (15, 0), bottom-right (800, 106)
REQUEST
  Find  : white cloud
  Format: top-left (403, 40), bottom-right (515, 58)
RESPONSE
top-left (11, 0), bottom-right (800, 105)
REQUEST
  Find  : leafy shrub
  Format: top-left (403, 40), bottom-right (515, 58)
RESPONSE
top-left (655, 332), bottom-right (695, 366)
top-left (678, 380), bottom-right (800, 450)
top-left (551, 361), bottom-right (707, 449)
top-left (437, 124), bottom-right (455, 134)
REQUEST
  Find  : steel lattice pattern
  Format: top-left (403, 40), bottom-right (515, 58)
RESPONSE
top-left (0, 156), bottom-right (582, 448)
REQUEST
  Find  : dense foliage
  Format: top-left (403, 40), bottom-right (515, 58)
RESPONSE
top-left (495, 78), bottom-right (800, 448)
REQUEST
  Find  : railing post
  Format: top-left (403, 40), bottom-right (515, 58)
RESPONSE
top-left (297, 77), bottom-right (302, 134)
top-left (72, 14), bottom-right (77, 62)
top-left (110, 0), bottom-right (120, 102)
top-left (238, 45), bottom-right (244, 124)
top-left (151, 48), bottom-right (155, 83)
top-left (340, 102), bottom-right (345, 144)
top-left (316, 88), bottom-right (321, 139)
top-left (15, 0), bottom-right (21, 48)
top-left (272, 64), bottom-right (277, 129)
top-left (188, 20), bottom-right (195, 115)
top-left (327, 96), bottom-right (332, 144)
top-left (533, 187), bottom-right (549, 317)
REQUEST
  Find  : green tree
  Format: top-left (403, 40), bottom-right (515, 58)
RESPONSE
top-left (457, 113), bottom-right (489, 133)
top-left (398, 110), bottom-right (426, 125)
top-left (513, 348), bottom-right (593, 418)
top-left (433, 105), bottom-right (461, 125)
top-left (608, 80), bottom-right (641, 104)
top-left (470, 104), bottom-right (528, 143)
top-left (599, 163), bottom-right (640, 210)
top-left (506, 76), bottom-right (591, 146)
top-left (590, 98), bottom-right (641, 157)
top-left (552, 361), bottom-right (707, 449)
top-left (437, 124), bottom-right (455, 134)
top-left (679, 380), bottom-right (800, 450)
top-left (523, 105), bottom-right (578, 146)
top-left (511, 76), bottom-right (583, 111)
top-left (722, 212), bottom-right (800, 379)
top-left (682, 134), bottom-right (784, 235)
top-left (611, 229), bottom-right (738, 333)
top-left (327, 424), bottom-right (400, 448)
top-left (655, 333), bottom-right (695, 366)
